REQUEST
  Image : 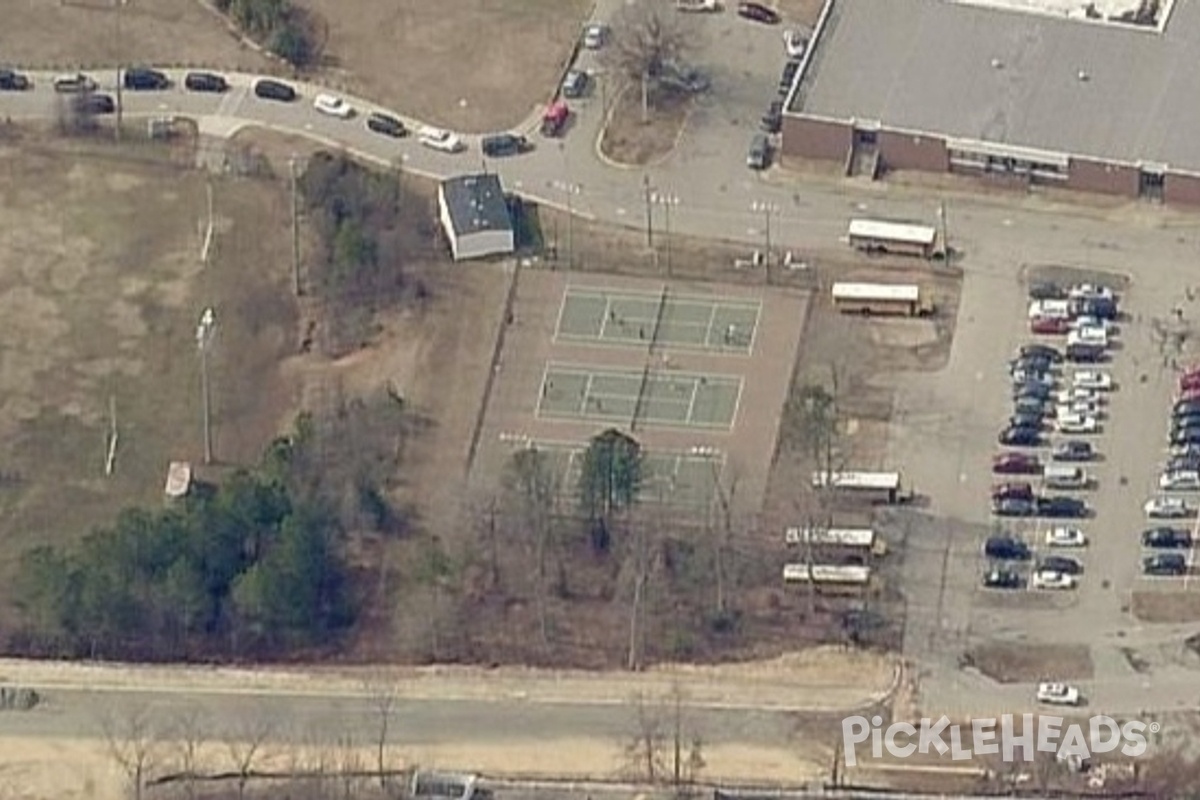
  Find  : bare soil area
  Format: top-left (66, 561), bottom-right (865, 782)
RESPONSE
top-left (962, 642), bottom-right (1094, 683)
top-left (0, 0), bottom-right (271, 72)
top-left (776, 0), bottom-right (827, 27)
top-left (1131, 590), bottom-right (1200, 623)
top-left (600, 86), bottom-right (692, 167)
top-left (293, 0), bottom-right (590, 131)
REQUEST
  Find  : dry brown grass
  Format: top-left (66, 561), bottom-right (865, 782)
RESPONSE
top-left (1131, 590), bottom-right (1200, 623)
top-left (964, 642), bottom-right (1094, 683)
top-left (599, 85), bottom-right (692, 167)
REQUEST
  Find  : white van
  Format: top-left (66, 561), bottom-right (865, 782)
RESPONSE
top-left (1028, 299), bottom-right (1071, 320)
top-left (1044, 465), bottom-right (1089, 490)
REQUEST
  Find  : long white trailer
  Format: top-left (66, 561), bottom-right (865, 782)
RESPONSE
top-left (831, 282), bottom-right (933, 317)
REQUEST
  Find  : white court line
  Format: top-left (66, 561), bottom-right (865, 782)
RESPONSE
top-left (741, 302), bottom-right (764, 356)
top-left (579, 372), bottom-right (596, 415)
top-left (685, 376), bottom-right (701, 425)
top-left (552, 285), bottom-right (573, 343)
top-left (723, 377), bottom-right (746, 431)
top-left (597, 293), bottom-right (614, 341)
top-left (701, 302), bottom-right (719, 351)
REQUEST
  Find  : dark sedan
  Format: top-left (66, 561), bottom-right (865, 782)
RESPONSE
top-left (999, 426), bottom-right (1043, 447)
top-left (1036, 496), bottom-right (1087, 518)
top-left (0, 69), bottom-right (30, 91)
top-left (737, 1), bottom-right (782, 23)
top-left (1142, 527), bottom-right (1192, 549)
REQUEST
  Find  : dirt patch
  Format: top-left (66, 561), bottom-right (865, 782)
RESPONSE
top-left (293, 0), bottom-right (589, 131)
top-left (0, 0), bottom-right (272, 72)
top-left (600, 85), bottom-right (692, 167)
top-left (962, 642), bottom-right (1094, 683)
top-left (776, 0), bottom-right (828, 28)
top-left (1132, 590), bottom-right (1200, 623)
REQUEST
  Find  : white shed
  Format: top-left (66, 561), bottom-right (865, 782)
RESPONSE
top-left (437, 173), bottom-right (514, 261)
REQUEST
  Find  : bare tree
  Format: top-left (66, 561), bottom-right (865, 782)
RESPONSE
top-left (602, 0), bottom-right (698, 121)
top-left (667, 683), bottom-right (705, 792)
top-left (98, 704), bottom-right (160, 800)
top-left (503, 447), bottom-right (562, 649)
top-left (335, 732), bottom-right (364, 800)
top-left (169, 706), bottom-right (209, 800)
top-left (223, 716), bottom-right (277, 800)
top-left (363, 676), bottom-right (400, 795)
top-left (623, 691), bottom-right (666, 781)
top-left (705, 458), bottom-right (741, 619)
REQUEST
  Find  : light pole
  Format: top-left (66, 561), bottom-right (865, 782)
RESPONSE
top-left (114, 0), bottom-right (128, 141)
top-left (651, 190), bottom-right (680, 278)
top-left (937, 200), bottom-right (950, 262)
top-left (289, 154), bottom-right (302, 295)
top-left (751, 201), bottom-right (780, 284)
top-left (196, 307), bottom-right (216, 465)
top-left (643, 174), bottom-right (654, 249)
top-left (554, 142), bottom-right (581, 270)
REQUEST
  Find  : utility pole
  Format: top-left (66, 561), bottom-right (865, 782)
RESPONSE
top-left (652, 190), bottom-right (680, 278)
top-left (752, 201), bottom-right (779, 284)
top-left (196, 307), bottom-right (216, 465)
top-left (937, 200), bottom-right (950, 262)
top-left (643, 174), bottom-right (654, 249)
top-left (289, 155), bottom-right (302, 296)
top-left (114, 0), bottom-right (126, 141)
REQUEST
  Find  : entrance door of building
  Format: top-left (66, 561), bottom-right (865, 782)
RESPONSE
top-left (1139, 164), bottom-right (1165, 202)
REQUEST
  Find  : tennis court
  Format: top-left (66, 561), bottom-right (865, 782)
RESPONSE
top-left (555, 287), bottom-right (761, 353)
top-left (518, 441), bottom-right (723, 509)
top-left (537, 363), bottom-right (742, 429)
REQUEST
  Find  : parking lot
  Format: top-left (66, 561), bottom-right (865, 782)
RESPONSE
top-left (886, 250), bottom-right (1200, 711)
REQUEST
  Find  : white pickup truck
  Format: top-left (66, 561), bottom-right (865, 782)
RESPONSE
top-left (677, 0), bottom-right (720, 10)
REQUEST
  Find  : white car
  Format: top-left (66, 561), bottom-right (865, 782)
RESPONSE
top-left (1056, 413), bottom-right (1098, 434)
top-left (1057, 387), bottom-right (1100, 404)
top-left (417, 126), bottom-right (464, 153)
top-left (582, 23), bottom-right (607, 49)
top-left (1160, 471), bottom-right (1200, 491)
top-left (783, 29), bottom-right (807, 58)
top-left (1012, 370), bottom-right (1055, 388)
top-left (676, 0), bottom-right (720, 10)
top-left (1145, 496), bottom-right (1192, 518)
top-left (313, 93), bottom-right (353, 118)
top-left (1070, 315), bottom-right (1111, 332)
top-left (1068, 326), bottom-right (1107, 347)
top-left (1031, 570), bottom-right (1076, 590)
top-left (1072, 370), bottom-right (1112, 391)
top-left (1069, 283), bottom-right (1114, 301)
top-left (1045, 527), bottom-right (1087, 548)
top-left (1037, 682), bottom-right (1081, 705)
top-left (1056, 401), bottom-right (1100, 419)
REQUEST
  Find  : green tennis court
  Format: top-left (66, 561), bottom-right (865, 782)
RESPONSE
top-left (516, 441), bottom-right (723, 510)
top-left (555, 287), bottom-right (761, 353)
top-left (537, 363), bottom-right (741, 429)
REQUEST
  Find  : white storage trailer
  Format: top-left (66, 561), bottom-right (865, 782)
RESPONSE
top-left (812, 471), bottom-right (903, 504)
top-left (847, 219), bottom-right (938, 258)
top-left (831, 282), bottom-right (933, 317)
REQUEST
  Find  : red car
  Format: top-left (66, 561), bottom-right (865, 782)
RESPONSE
top-left (737, 1), bottom-right (782, 24)
top-left (992, 481), bottom-right (1035, 501)
top-left (993, 452), bottom-right (1041, 475)
top-left (1179, 387), bottom-right (1200, 403)
top-left (1181, 372), bottom-right (1200, 393)
top-left (1030, 316), bottom-right (1069, 335)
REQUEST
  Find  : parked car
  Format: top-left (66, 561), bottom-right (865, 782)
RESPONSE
top-left (1014, 397), bottom-right (1051, 417)
top-left (1160, 470), bottom-right (1200, 492)
top-left (1036, 682), bottom-right (1081, 705)
top-left (1037, 496), bottom-right (1087, 518)
top-left (999, 425), bottom-right (1042, 447)
top-left (74, 92), bottom-right (114, 115)
top-left (1009, 413), bottom-right (1045, 430)
top-left (1014, 382), bottom-right (1053, 401)
top-left (313, 93), bottom-right (353, 118)
top-left (1031, 570), bottom-right (1076, 590)
top-left (582, 23), bottom-right (608, 49)
top-left (737, 1), bottom-right (782, 23)
top-left (783, 29), bottom-right (807, 58)
top-left (1175, 399), bottom-right (1200, 416)
top-left (1056, 401), bottom-right (1100, 419)
top-left (1069, 283), bottom-right (1115, 302)
top-left (993, 497), bottom-right (1036, 516)
top-left (1057, 413), bottom-right (1098, 434)
top-left (1181, 373), bottom-right (1200, 393)
top-left (1031, 316), bottom-right (1070, 335)
top-left (661, 64), bottom-right (710, 94)
top-left (1029, 281), bottom-right (1067, 300)
top-left (1012, 353), bottom-right (1056, 372)
top-left (366, 111), bottom-right (406, 138)
top-left (53, 73), bottom-right (96, 93)
top-left (184, 71), bottom-right (228, 93)
top-left (778, 59), bottom-right (801, 94)
top-left (1038, 555), bottom-right (1082, 575)
top-left (982, 568), bottom-right (1022, 589)
top-left (993, 452), bottom-right (1041, 474)
top-left (253, 78), bottom-right (296, 102)
top-left (1179, 387), bottom-right (1200, 403)
top-left (0, 69), bottom-right (31, 91)
top-left (1144, 553), bottom-right (1188, 576)
top-left (746, 132), bottom-right (770, 170)
top-left (482, 133), bottom-right (530, 157)
top-left (1052, 440), bottom-right (1094, 462)
top-left (1012, 369), bottom-right (1054, 387)
top-left (761, 100), bottom-right (783, 133)
top-left (1073, 296), bottom-right (1118, 320)
top-left (984, 536), bottom-right (1030, 560)
top-left (122, 67), bottom-right (169, 90)
top-left (1145, 496), bottom-right (1193, 518)
top-left (1169, 455), bottom-right (1200, 473)
top-left (1045, 527), bottom-right (1087, 547)
top-left (417, 125), bottom-right (465, 153)
top-left (1057, 386), bottom-right (1099, 404)
top-left (561, 69), bottom-right (589, 99)
top-left (1019, 343), bottom-right (1063, 362)
top-left (993, 482), bottom-right (1035, 502)
top-left (1171, 428), bottom-right (1200, 447)
top-left (540, 101), bottom-right (570, 137)
top-left (1142, 527), bottom-right (1192, 549)
top-left (676, 0), bottom-right (720, 11)
top-left (1072, 370), bottom-right (1112, 391)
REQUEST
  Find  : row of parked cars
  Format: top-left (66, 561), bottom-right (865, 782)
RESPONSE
top-left (984, 281), bottom-right (1124, 592)
top-left (1135, 366), bottom-right (1200, 576)
top-left (748, 32), bottom-right (806, 170)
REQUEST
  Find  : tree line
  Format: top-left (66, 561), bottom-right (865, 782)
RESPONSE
top-left (9, 417), bottom-right (369, 660)
top-left (212, 0), bottom-right (321, 68)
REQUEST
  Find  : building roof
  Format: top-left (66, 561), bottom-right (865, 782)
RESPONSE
top-left (791, 0), bottom-right (1200, 173)
top-left (440, 173), bottom-right (511, 237)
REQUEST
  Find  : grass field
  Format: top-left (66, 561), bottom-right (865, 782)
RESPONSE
top-left (0, 139), bottom-right (296, 606)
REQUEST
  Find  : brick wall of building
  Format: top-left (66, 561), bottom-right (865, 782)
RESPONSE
top-left (878, 130), bottom-right (949, 172)
top-left (1164, 172), bottom-right (1200, 206)
top-left (1066, 158), bottom-right (1139, 197)
top-left (781, 115), bottom-right (853, 162)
